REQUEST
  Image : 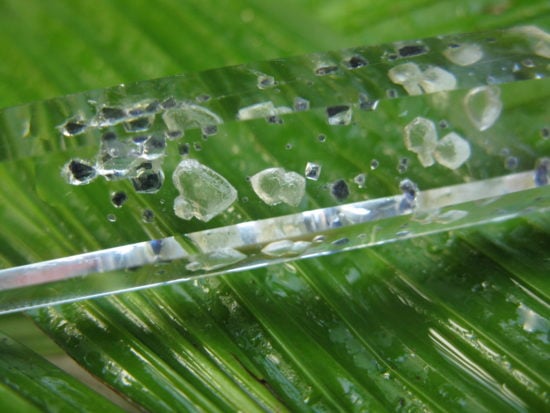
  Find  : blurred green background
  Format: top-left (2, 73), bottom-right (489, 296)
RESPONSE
top-left (0, 1), bottom-right (549, 412)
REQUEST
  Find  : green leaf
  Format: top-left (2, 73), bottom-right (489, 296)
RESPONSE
top-left (0, 0), bottom-right (549, 412)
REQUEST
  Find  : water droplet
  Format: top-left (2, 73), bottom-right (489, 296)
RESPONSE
top-left (464, 85), bottom-right (502, 131)
top-left (305, 162), bottom-right (322, 180)
top-left (354, 173), bottom-right (366, 187)
top-left (111, 191), bottom-right (127, 208)
top-left (439, 120), bottom-right (449, 129)
top-left (285, 143), bottom-right (293, 150)
top-left (107, 213), bottom-right (117, 223)
top-left (443, 43), bottom-right (483, 66)
top-left (293, 97), bottom-right (310, 112)
top-left (346, 55), bottom-right (368, 69)
top-left (63, 159), bottom-right (97, 185)
top-left (317, 134), bottom-right (326, 142)
top-left (326, 105), bottom-right (352, 125)
top-left (131, 167), bottom-right (164, 193)
top-left (268, 115), bottom-right (283, 124)
top-left (257, 74), bottom-right (276, 89)
top-left (370, 159), bottom-right (379, 170)
top-left (419, 66), bottom-right (457, 93)
top-left (142, 209), bottom-right (155, 223)
top-left (534, 158), bottom-right (549, 186)
top-left (60, 119), bottom-right (87, 137)
top-left (397, 44), bottom-right (428, 58)
top-left (331, 179), bottom-right (349, 201)
top-left (196, 94), bottom-right (211, 103)
top-left (541, 127), bottom-right (550, 139)
top-left (261, 240), bottom-right (311, 257)
top-left (172, 159), bottom-right (237, 221)
top-left (193, 142), bottom-right (202, 151)
top-left (123, 116), bottom-right (153, 133)
top-left (403, 117), bottom-right (438, 167)
top-left (313, 235), bottom-right (325, 243)
top-left (237, 101), bottom-right (290, 121)
top-left (250, 168), bottom-right (305, 207)
top-left (315, 65), bottom-right (338, 76)
top-left (434, 132), bottom-right (471, 170)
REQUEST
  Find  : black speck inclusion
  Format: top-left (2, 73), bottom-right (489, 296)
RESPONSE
top-left (69, 160), bottom-right (96, 182)
top-left (346, 56), bottom-right (368, 69)
top-left (63, 120), bottom-right (86, 136)
top-left (315, 65), bottom-right (338, 76)
top-left (100, 106), bottom-right (126, 121)
top-left (331, 179), bottom-right (349, 201)
top-left (132, 170), bottom-right (163, 193)
top-left (111, 191), bottom-right (128, 208)
top-left (326, 105), bottom-right (350, 117)
top-left (398, 44), bottom-right (428, 57)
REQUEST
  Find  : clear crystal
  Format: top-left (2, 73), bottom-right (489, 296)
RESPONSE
top-left (250, 167), bottom-right (306, 206)
top-left (443, 43), bottom-right (483, 66)
top-left (464, 85), bottom-right (503, 131)
top-left (172, 159), bottom-right (237, 221)
top-left (305, 162), bottom-right (322, 180)
top-left (419, 66), bottom-right (457, 93)
top-left (403, 117), bottom-right (438, 167)
top-left (434, 132), bottom-right (471, 170)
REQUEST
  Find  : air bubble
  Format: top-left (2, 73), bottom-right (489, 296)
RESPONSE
top-left (386, 89), bottom-right (399, 98)
top-left (541, 127), bottom-right (550, 139)
top-left (332, 237), bottom-right (349, 246)
top-left (268, 115), bottom-right (283, 124)
top-left (63, 159), bottom-right (97, 185)
top-left (293, 97), bottom-right (310, 112)
top-left (172, 159), bottom-right (237, 221)
top-left (434, 132), bottom-right (471, 170)
top-left (186, 248), bottom-right (246, 271)
top-left (250, 167), bottom-right (306, 207)
top-left (464, 85), bottom-right (502, 131)
top-left (403, 117), bottom-right (437, 167)
top-left (131, 167), bottom-right (164, 194)
top-left (443, 43), bottom-right (483, 66)
top-left (107, 214), bottom-right (117, 223)
top-left (285, 143), bottom-right (293, 150)
top-left (326, 105), bottom-right (352, 125)
top-left (370, 159), bottom-right (379, 170)
top-left (331, 179), bottom-right (349, 201)
top-left (397, 157), bottom-right (409, 173)
top-left (522, 59), bottom-right (535, 68)
top-left (165, 130), bottom-right (183, 140)
top-left (317, 134), bottom-right (326, 142)
top-left (111, 191), bottom-right (127, 208)
top-left (193, 142), bottom-right (202, 151)
top-left (305, 162), bottom-right (321, 180)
